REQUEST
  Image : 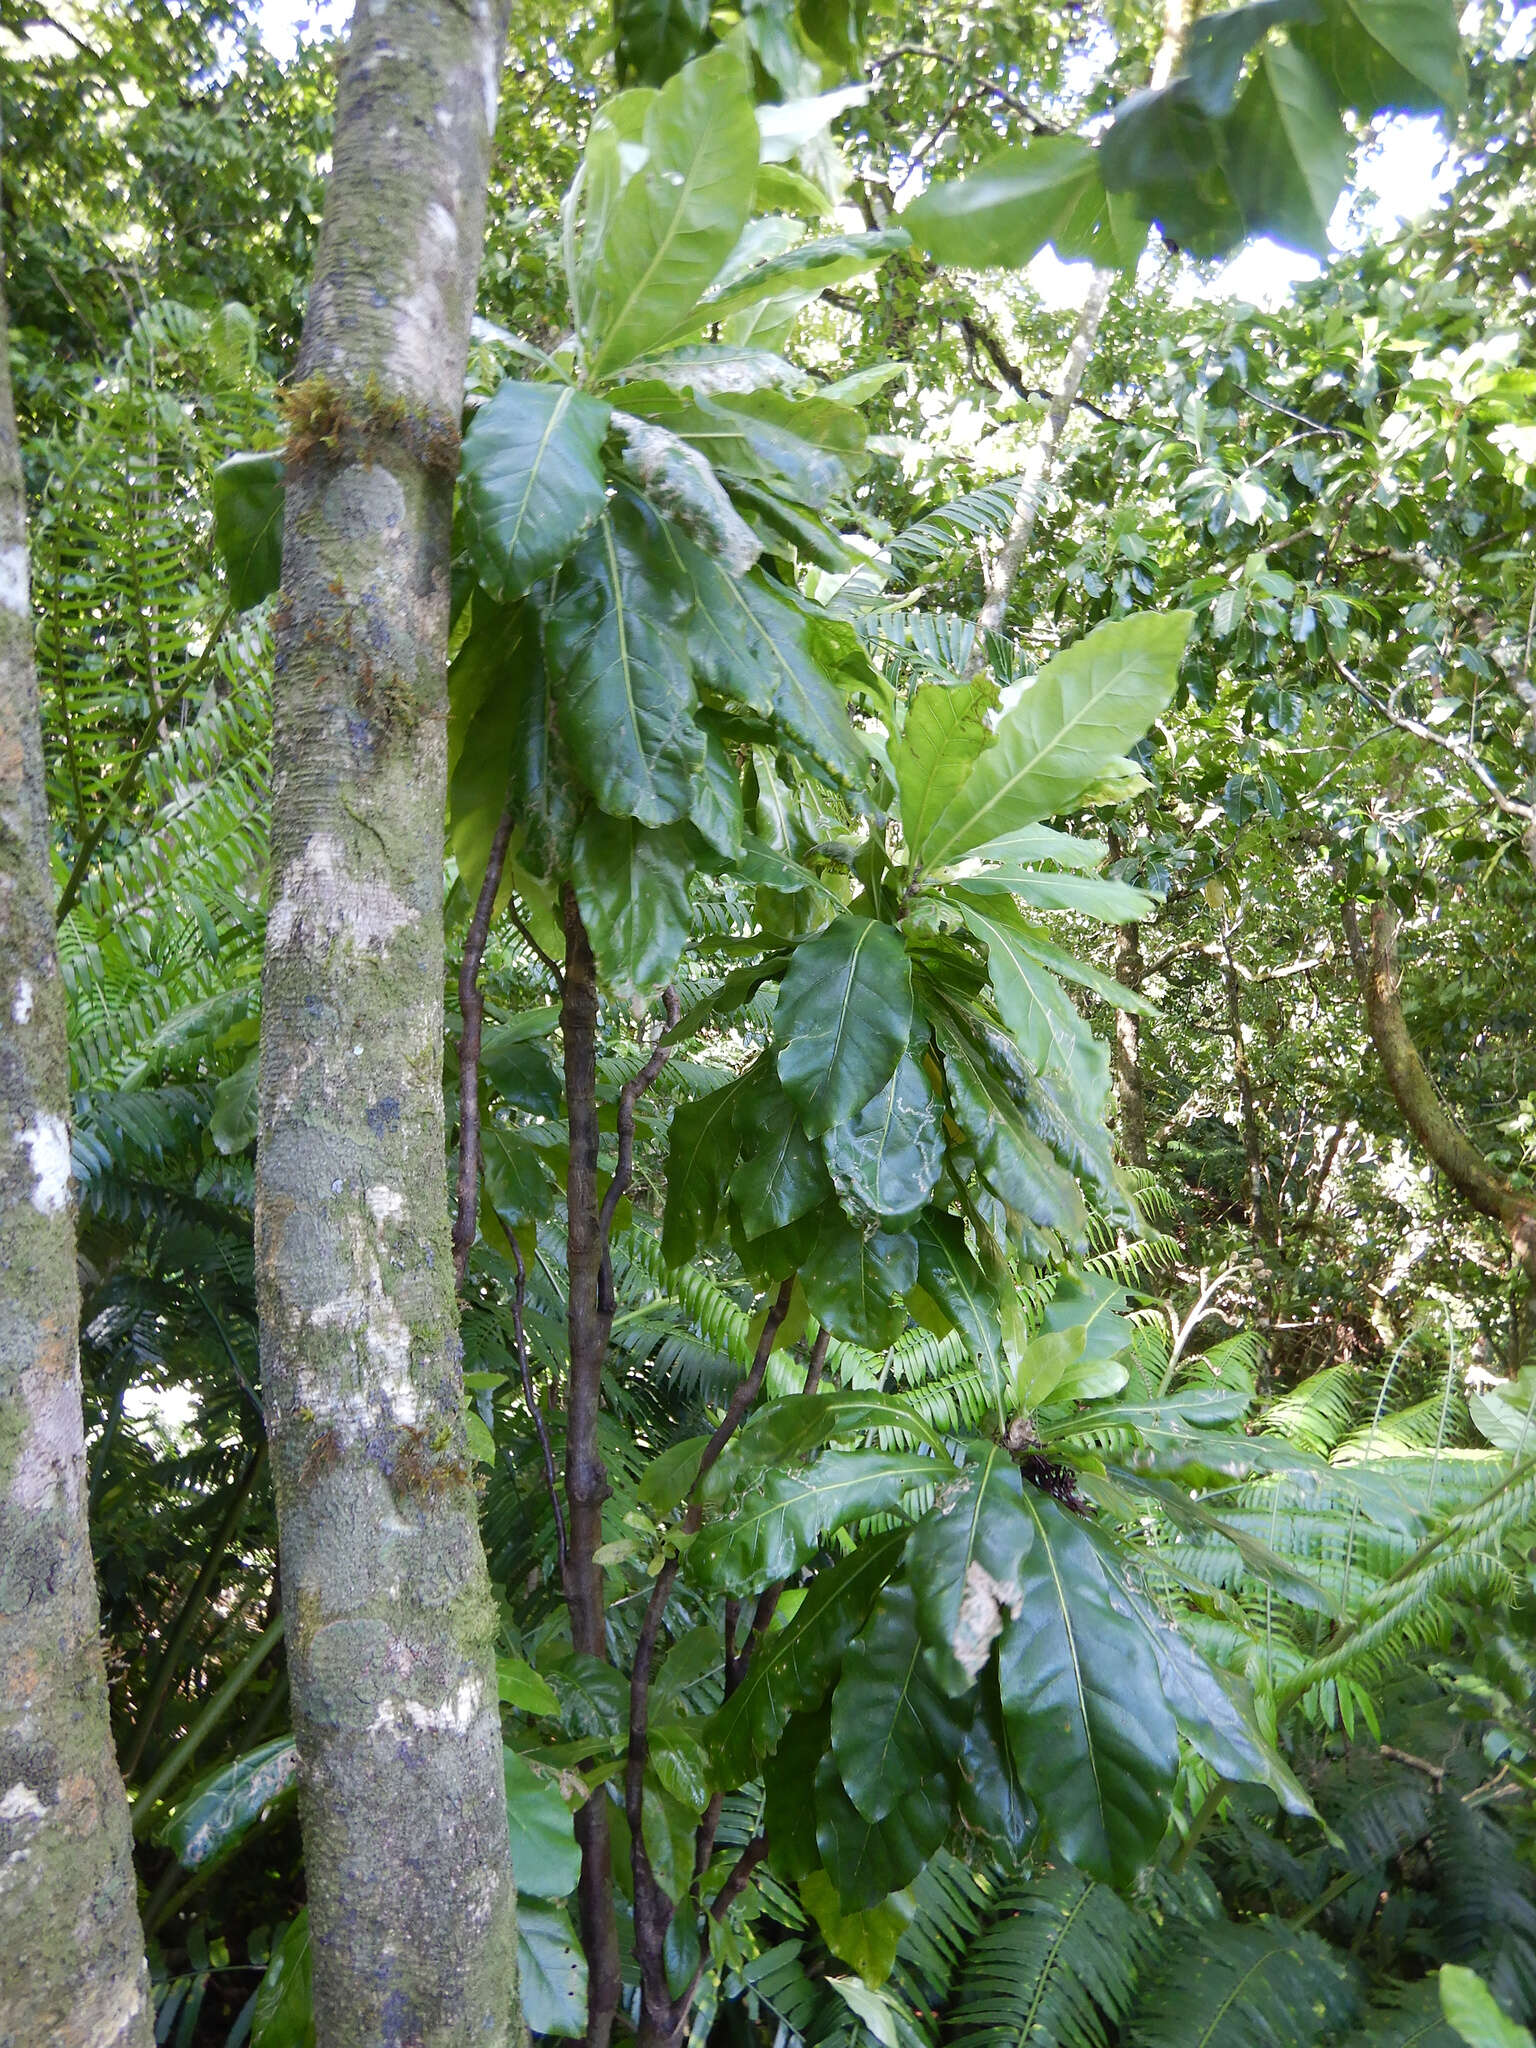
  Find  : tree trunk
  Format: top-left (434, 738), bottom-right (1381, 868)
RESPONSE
top-left (252, 6), bottom-right (519, 2044)
top-left (0, 273), bottom-right (153, 2046)
top-left (1344, 899), bottom-right (1536, 1279)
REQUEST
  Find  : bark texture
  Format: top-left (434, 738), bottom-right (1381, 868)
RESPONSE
top-left (1344, 900), bottom-right (1536, 1279)
top-left (252, 7), bottom-right (518, 2043)
top-left (0, 277), bottom-right (153, 2048)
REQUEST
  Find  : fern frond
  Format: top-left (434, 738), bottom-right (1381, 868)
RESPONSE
top-left (950, 1871), bottom-right (1150, 2048)
top-left (1122, 1917), bottom-right (1358, 2048)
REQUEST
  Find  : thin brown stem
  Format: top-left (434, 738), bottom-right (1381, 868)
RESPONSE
top-left (452, 805), bottom-right (515, 1288)
top-left (598, 987), bottom-right (681, 1313)
top-left (512, 1236), bottom-right (566, 1567)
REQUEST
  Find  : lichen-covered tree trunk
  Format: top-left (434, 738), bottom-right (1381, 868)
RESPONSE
top-left (0, 278), bottom-right (153, 2047)
top-left (252, 6), bottom-right (518, 2043)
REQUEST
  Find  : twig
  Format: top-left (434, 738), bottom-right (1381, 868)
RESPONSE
top-left (506, 898), bottom-right (564, 989)
top-left (453, 806), bottom-right (515, 1287)
top-left (709, 1836), bottom-right (769, 1921)
top-left (597, 987), bottom-right (681, 1313)
top-left (1333, 654), bottom-right (1534, 823)
top-left (865, 45), bottom-right (1059, 132)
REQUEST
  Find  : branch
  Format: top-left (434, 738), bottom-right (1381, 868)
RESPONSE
top-left (1343, 898), bottom-right (1536, 1277)
top-left (1333, 655), bottom-right (1533, 826)
top-left (597, 987), bottom-right (682, 1313)
top-left (865, 46), bottom-right (1059, 133)
top-left (453, 806), bottom-right (515, 1287)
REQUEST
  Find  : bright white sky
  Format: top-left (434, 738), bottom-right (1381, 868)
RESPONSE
top-left (255, 0), bottom-right (1461, 314)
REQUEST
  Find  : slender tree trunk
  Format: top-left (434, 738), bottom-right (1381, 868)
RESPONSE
top-left (252, 7), bottom-right (519, 2044)
top-left (0, 274), bottom-right (153, 2047)
top-left (1343, 899), bottom-right (1536, 1279)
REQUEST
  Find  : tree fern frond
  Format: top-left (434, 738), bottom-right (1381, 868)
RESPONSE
top-left (888, 480), bottom-right (1028, 582)
top-left (1122, 1916), bottom-right (1358, 2048)
top-left (950, 1870), bottom-right (1150, 2048)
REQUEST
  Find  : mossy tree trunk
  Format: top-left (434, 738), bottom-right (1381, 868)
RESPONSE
top-left (252, 5), bottom-right (519, 2043)
top-left (0, 275), bottom-right (153, 2045)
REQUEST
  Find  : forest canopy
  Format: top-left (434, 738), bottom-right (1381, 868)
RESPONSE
top-left (1, 4), bottom-right (1534, 2048)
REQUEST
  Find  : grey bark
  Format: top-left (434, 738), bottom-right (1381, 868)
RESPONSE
top-left (0, 274), bottom-right (153, 2044)
top-left (252, 6), bottom-right (520, 2044)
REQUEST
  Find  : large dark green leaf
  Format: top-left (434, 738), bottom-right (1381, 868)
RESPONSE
top-left (159, 1738), bottom-right (297, 1870)
top-left (912, 1212), bottom-right (1005, 1401)
top-left (1184, 0), bottom-right (1324, 115)
top-left (923, 613), bottom-right (1193, 870)
top-left (620, 381), bottom-right (867, 507)
top-left (612, 409), bottom-right (761, 573)
top-left (815, 1746), bottom-right (946, 1911)
top-left (504, 1748), bottom-right (582, 1898)
top-left (519, 1902), bottom-right (588, 2038)
top-left (774, 914), bottom-right (914, 1136)
top-left (905, 136), bottom-right (1145, 271)
top-left (460, 382), bottom-right (611, 601)
top-left (615, 0), bottom-right (711, 86)
top-left (569, 810), bottom-right (692, 996)
top-left (708, 1531), bottom-right (906, 1785)
top-left (996, 1493), bottom-right (1178, 1885)
top-left (1222, 42), bottom-right (1350, 256)
top-left (706, 1393), bottom-right (946, 1488)
top-left (586, 46), bottom-right (762, 377)
top-left (543, 494), bottom-right (706, 826)
top-left (729, 1087), bottom-right (832, 1239)
top-left (957, 898), bottom-right (1112, 1115)
top-left (665, 229), bottom-right (910, 345)
top-left (689, 1447), bottom-right (942, 1594)
top-left (896, 679), bottom-right (997, 868)
top-left (449, 598), bottom-right (577, 888)
top-left (662, 1069), bottom-right (752, 1264)
top-left (212, 450), bottom-right (284, 611)
top-left (821, 1053), bottom-right (944, 1225)
top-left (1295, 0), bottom-right (1465, 113)
top-left (830, 1581), bottom-right (970, 1822)
top-left (905, 1446), bottom-right (1038, 1696)
top-left (800, 1215), bottom-right (918, 1348)
top-left (939, 1026), bottom-right (1087, 1241)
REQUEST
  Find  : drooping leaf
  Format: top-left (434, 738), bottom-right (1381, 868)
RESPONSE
top-left (586, 45), bottom-right (762, 377)
top-left (689, 721), bottom-right (745, 860)
top-left (1295, 0), bottom-right (1466, 114)
top-left (615, 0), bottom-right (712, 87)
top-left (611, 409), bottom-right (761, 573)
top-left (662, 1069), bottom-right (752, 1264)
top-left (569, 810), bottom-right (693, 996)
top-left (800, 1873), bottom-right (915, 1991)
top-left (210, 1054), bottom-right (258, 1156)
top-left (689, 1447), bottom-right (943, 1595)
top-left (449, 598), bottom-right (577, 888)
top-left (831, 1581), bottom-right (970, 1823)
top-left (665, 229), bottom-right (910, 345)
top-left (906, 136), bottom-right (1145, 271)
top-left (543, 493), bottom-right (706, 827)
top-left (708, 1530), bottom-right (906, 1784)
top-left (958, 898), bottom-right (1112, 1114)
top-left (212, 449), bottom-right (284, 611)
top-left (923, 613), bottom-right (1193, 869)
top-left (619, 381), bottom-right (868, 507)
top-left (821, 1053), bottom-right (945, 1225)
top-left (730, 1087), bottom-right (833, 1239)
top-left (774, 913), bottom-right (914, 1136)
top-left (995, 1492), bottom-right (1178, 1885)
top-left (482, 1127), bottom-right (558, 1229)
top-left (504, 1748), bottom-right (582, 1898)
top-left (815, 1744), bottom-right (948, 1911)
top-left (800, 1215), bottom-right (918, 1349)
top-left (519, 1902), bottom-right (589, 2037)
top-left (905, 1446), bottom-right (1037, 1696)
top-left (911, 1212), bottom-right (1005, 1402)
top-left (1221, 42), bottom-right (1350, 256)
top-left (1183, 0), bottom-right (1325, 115)
top-left (939, 1025), bottom-right (1088, 1241)
top-left (460, 381), bottom-right (612, 601)
top-left (1438, 1966), bottom-right (1535, 2048)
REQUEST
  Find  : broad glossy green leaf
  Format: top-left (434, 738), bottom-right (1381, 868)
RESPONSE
top-left (212, 450), bottom-right (284, 611)
top-left (815, 1745), bottom-right (946, 1911)
top-left (1222, 43), bottom-right (1350, 257)
top-left (729, 1088), bottom-right (832, 1239)
top-left (1439, 1966), bottom-right (1535, 2048)
top-left (449, 598), bottom-right (576, 888)
top-left (906, 136), bottom-right (1144, 271)
top-left (1184, 0), bottom-right (1324, 115)
top-left (252, 1911), bottom-right (314, 2048)
top-left (940, 1026), bottom-right (1087, 1241)
top-left (956, 1676), bottom-right (1036, 1851)
top-left (461, 382), bottom-right (611, 601)
top-left (831, 1581), bottom-right (969, 1824)
top-left (822, 1053), bottom-right (944, 1225)
top-left (731, 479), bottom-right (854, 572)
top-left (480, 1030), bottom-right (562, 1119)
top-left (650, 1722), bottom-right (712, 1812)
top-left (896, 679), bottom-right (998, 867)
top-left (923, 613), bottom-right (1193, 869)
top-left (905, 1447), bottom-right (1038, 1695)
top-left (957, 824), bottom-right (1109, 870)
top-left (662, 1070), bottom-right (751, 1263)
top-left (615, 0), bottom-right (711, 86)
top-left (587, 46), bottom-right (761, 377)
top-left (611, 409), bottom-right (761, 573)
top-left (801, 1216), bottom-right (918, 1348)
top-left (958, 899), bottom-right (1111, 1115)
top-left (959, 869), bottom-right (1154, 922)
top-left (689, 721), bottom-right (745, 860)
top-left (620, 381), bottom-right (867, 507)
top-left (708, 1530), bottom-right (905, 1785)
top-left (1296, 0), bottom-right (1465, 113)
top-left (504, 1748), bottom-right (581, 1898)
top-left (774, 914), bottom-right (914, 1136)
top-left (159, 1738), bottom-right (297, 1870)
top-left (997, 918), bottom-right (1160, 1017)
top-left (689, 1447), bottom-right (942, 1594)
top-left (1039, 1270), bottom-right (1135, 1367)
top-left (707, 1393), bottom-right (946, 1490)
top-left (801, 1873), bottom-right (914, 1992)
top-left (544, 494), bottom-right (705, 826)
top-left (912, 1212), bottom-right (1005, 1402)
top-left (570, 810), bottom-right (692, 996)
top-left (519, 1902), bottom-right (589, 2037)
top-left (665, 229), bottom-right (909, 345)
top-left (1099, 82), bottom-right (1246, 256)
top-left (482, 1127), bottom-right (558, 1228)
top-left (996, 1492), bottom-right (1178, 1884)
